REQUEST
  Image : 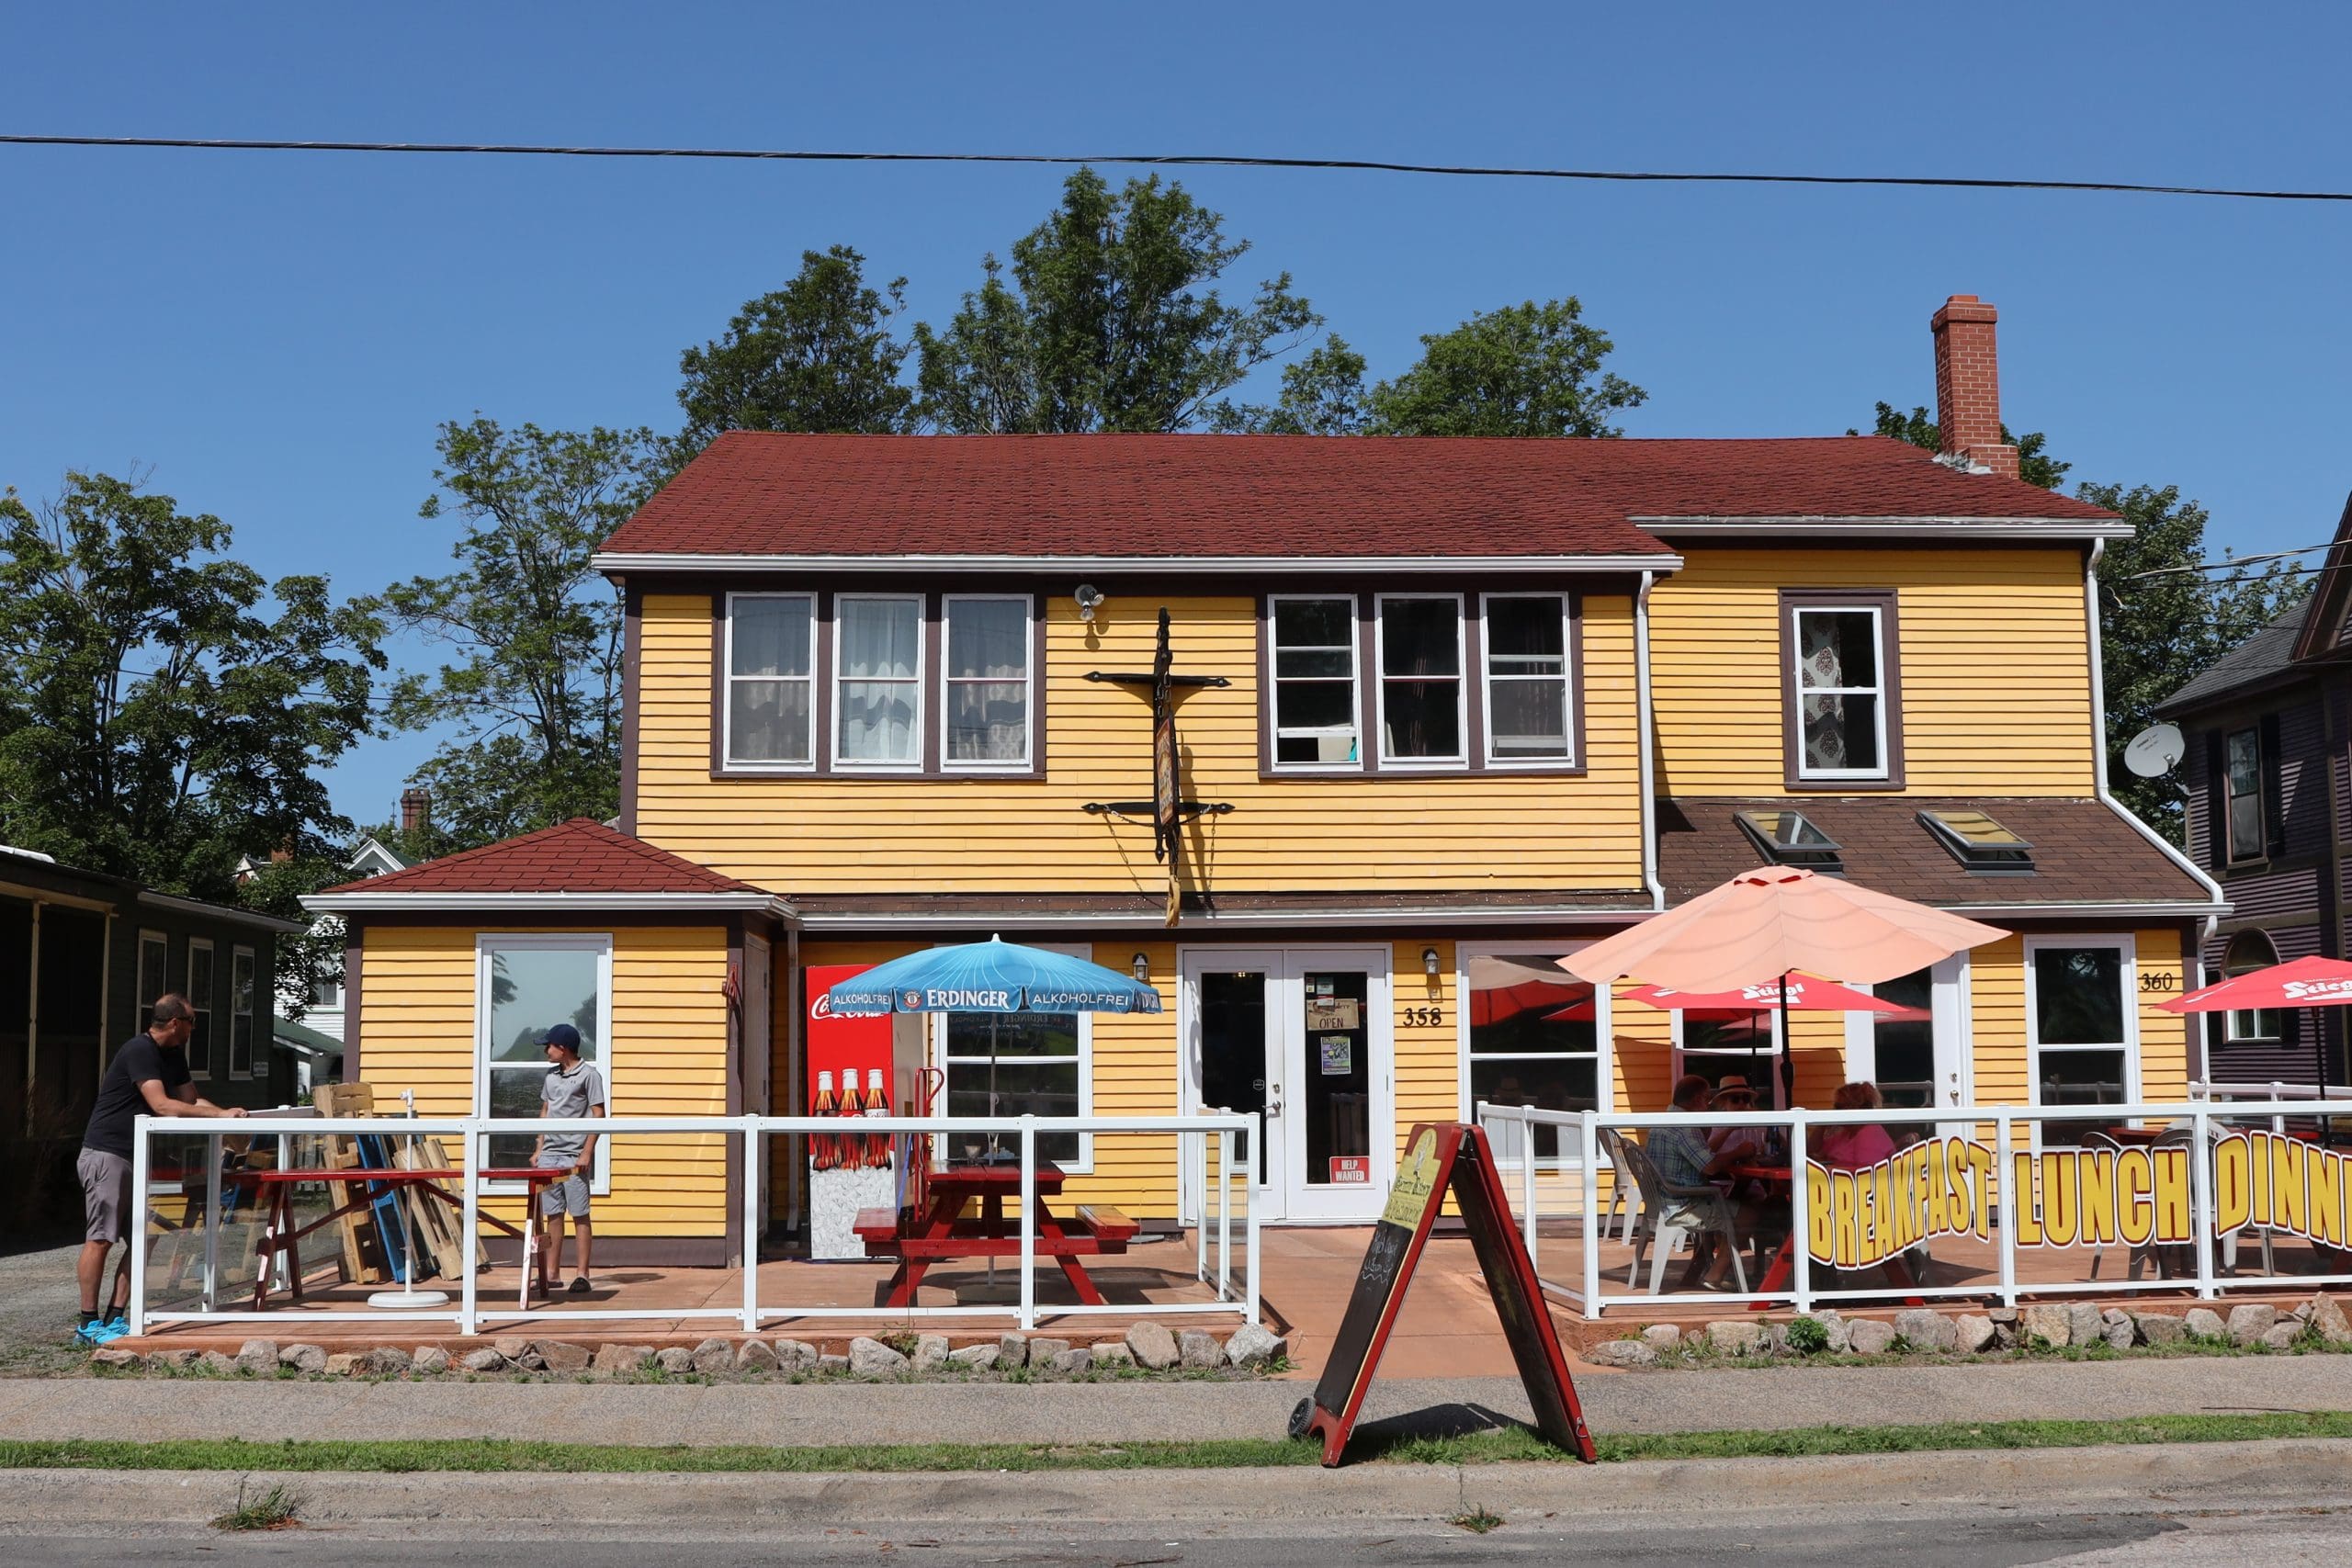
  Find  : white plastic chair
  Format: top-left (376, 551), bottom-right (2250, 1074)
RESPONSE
top-left (1620, 1137), bottom-right (1747, 1294)
top-left (1597, 1125), bottom-right (1641, 1242)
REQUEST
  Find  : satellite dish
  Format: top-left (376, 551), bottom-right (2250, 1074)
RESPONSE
top-left (2124, 722), bottom-right (2187, 779)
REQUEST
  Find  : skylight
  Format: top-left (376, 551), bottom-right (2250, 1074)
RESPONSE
top-left (1735, 809), bottom-right (1842, 871)
top-left (1919, 809), bottom-right (2034, 874)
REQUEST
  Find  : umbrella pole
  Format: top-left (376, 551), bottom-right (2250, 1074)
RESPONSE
top-left (1777, 971), bottom-right (1795, 1113)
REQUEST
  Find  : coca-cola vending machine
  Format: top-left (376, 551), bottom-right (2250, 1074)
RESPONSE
top-left (803, 963), bottom-right (932, 1260)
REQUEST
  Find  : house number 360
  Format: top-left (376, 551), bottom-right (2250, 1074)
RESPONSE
top-left (1402, 1006), bottom-right (1445, 1027)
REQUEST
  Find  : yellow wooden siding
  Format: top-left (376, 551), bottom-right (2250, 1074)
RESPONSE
top-left (1649, 547), bottom-right (2095, 795)
top-left (358, 924), bottom-right (732, 1238)
top-left (637, 592), bottom-right (1645, 893)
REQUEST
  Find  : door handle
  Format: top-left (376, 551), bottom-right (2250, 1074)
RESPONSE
top-left (1266, 1100), bottom-right (1283, 1118)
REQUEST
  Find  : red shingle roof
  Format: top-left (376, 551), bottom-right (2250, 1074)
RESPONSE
top-left (599, 433), bottom-right (2118, 561)
top-left (319, 818), bottom-right (759, 897)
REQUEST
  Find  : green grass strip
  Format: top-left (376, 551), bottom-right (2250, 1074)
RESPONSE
top-left (1, 1411), bottom-right (2348, 1473)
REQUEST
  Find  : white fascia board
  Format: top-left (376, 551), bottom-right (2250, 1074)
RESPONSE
top-left (591, 551), bottom-right (1683, 577)
top-left (139, 889), bottom-right (309, 934)
top-left (302, 890), bottom-right (797, 920)
top-left (1636, 516), bottom-right (2132, 541)
top-left (1937, 901), bottom-right (2230, 920)
top-left (795, 904), bottom-right (1656, 931)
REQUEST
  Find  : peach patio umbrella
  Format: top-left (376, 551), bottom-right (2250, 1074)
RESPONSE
top-left (1558, 866), bottom-right (2006, 1107)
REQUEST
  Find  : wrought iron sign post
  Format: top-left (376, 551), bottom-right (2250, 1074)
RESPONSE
top-left (1081, 607), bottom-right (1234, 872)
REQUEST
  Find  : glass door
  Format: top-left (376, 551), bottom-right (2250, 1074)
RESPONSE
top-left (1280, 949), bottom-right (1393, 1222)
top-left (1184, 950), bottom-right (1282, 1222)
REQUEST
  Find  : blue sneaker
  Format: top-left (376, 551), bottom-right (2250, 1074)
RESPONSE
top-left (74, 1319), bottom-right (118, 1348)
top-left (103, 1314), bottom-right (130, 1341)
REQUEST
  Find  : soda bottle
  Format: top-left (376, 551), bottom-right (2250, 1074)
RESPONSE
top-left (865, 1067), bottom-right (891, 1171)
top-left (810, 1070), bottom-right (838, 1171)
top-left (837, 1069), bottom-right (866, 1168)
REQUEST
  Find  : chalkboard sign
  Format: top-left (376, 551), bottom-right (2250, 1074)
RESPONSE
top-left (1289, 1122), bottom-right (1595, 1467)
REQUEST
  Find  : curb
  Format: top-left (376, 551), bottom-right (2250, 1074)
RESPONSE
top-left (2, 1439), bottom-right (2347, 1536)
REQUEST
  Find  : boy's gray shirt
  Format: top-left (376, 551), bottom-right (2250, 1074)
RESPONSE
top-left (538, 1061), bottom-right (606, 1164)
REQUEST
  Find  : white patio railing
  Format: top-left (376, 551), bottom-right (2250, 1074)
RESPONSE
top-left (129, 1111), bottom-right (1257, 1337)
top-left (1477, 1098), bottom-right (2352, 1318)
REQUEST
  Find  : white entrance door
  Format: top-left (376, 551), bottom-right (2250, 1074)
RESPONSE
top-left (1847, 954), bottom-right (1973, 1122)
top-left (1182, 946), bottom-right (1394, 1224)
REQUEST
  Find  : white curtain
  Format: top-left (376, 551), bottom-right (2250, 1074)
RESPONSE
top-left (839, 598), bottom-right (921, 761)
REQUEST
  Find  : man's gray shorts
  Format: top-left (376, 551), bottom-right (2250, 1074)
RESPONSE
top-left (538, 1172), bottom-right (590, 1219)
top-left (77, 1148), bottom-right (132, 1245)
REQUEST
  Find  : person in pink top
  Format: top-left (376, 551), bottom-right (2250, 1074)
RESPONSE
top-left (1815, 1081), bottom-right (1897, 1169)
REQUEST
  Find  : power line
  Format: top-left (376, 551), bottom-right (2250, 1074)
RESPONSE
top-left (2127, 544), bottom-right (2339, 580)
top-left (6, 134), bottom-right (2352, 204)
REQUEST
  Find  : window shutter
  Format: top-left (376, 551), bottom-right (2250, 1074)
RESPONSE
top-left (2204, 731), bottom-right (2227, 869)
top-left (2260, 713), bottom-right (2287, 859)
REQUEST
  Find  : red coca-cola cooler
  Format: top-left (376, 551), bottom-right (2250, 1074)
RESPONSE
top-left (803, 963), bottom-right (933, 1259)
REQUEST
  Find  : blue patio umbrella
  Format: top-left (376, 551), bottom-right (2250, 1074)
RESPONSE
top-left (824, 937), bottom-right (1161, 1157)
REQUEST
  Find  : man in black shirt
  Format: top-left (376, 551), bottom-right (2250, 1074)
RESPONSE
top-left (76, 993), bottom-right (247, 1344)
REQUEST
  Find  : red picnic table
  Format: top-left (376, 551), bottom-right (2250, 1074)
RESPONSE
top-left (1730, 1162), bottom-right (1926, 1311)
top-left (854, 1159), bottom-right (1138, 1307)
top-left (245, 1166), bottom-right (570, 1314)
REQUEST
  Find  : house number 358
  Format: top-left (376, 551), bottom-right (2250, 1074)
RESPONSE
top-left (1402, 1006), bottom-right (1445, 1027)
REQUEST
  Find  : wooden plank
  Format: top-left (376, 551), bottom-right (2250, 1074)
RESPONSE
top-left (311, 1082), bottom-right (390, 1284)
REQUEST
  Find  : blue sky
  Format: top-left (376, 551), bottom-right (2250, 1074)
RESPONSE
top-left (6, 2), bottom-right (2349, 825)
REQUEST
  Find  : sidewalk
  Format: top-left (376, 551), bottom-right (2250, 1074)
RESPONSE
top-left (5, 1356), bottom-right (2349, 1448)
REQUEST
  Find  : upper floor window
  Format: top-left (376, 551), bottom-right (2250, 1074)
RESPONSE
top-left (2221, 929), bottom-right (2281, 1043)
top-left (835, 594), bottom-right (924, 769)
top-left (1270, 596), bottom-right (1361, 769)
top-left (719, 592), bottom-right (1042, 775)
top-left (1264, 592), bottom-right (1582, 774)
top-left (1376, 594), bottom-right (1466, 765)
top-left (943, 595), bottom-right (1033, 769)
top-left (724, 592), bottom-right (817, 768)
top-left (2224, 726), bottom-right (2266, 863)
top-left (1781, 591), bottom-right (1901, 788)
top-left (1481, 593), bottom-right (1573, 764)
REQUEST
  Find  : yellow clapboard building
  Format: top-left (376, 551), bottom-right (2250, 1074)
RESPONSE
top-left (309, 295), bottom-right (2223, 1259)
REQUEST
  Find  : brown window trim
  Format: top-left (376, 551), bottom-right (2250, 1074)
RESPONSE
top-left (708, 590), bottom-right (1049, 782)
top-left (1779, 587), bottom-right (1905, 792)
top-left (1256, 590), bottom-right (1588, 779)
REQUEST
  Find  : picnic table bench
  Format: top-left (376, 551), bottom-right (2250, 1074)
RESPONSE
top-left (854, 1159), bottom-right (1136, 1306)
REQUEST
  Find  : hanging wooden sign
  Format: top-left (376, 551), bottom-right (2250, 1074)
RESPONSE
top-left (1289, 1122), bottom-right (1596, 1467)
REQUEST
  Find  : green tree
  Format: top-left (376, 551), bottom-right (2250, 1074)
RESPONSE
top-left (914, 169), bottom-right (1320, 433)
top-left (669, 244), bottom-right (916, 468)
top-left (1860, 406), bottom-right (2302, 838)
top-left (0, 471), bottom-right (382, 902)
top-left (383, 419), bottom-right (660, 849)
top-left (1219, 299), bottom-right (1646, 437)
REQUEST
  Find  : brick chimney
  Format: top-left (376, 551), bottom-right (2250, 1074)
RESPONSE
top-left (400, 787), bottom-right (430, 834)
top-left (1929, 294), bottom-right (2019, 479)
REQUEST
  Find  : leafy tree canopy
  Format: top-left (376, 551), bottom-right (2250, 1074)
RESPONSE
top-left (1219, 299), bottom-right (1646, 437)
top-left (1861, 406), bottom-right (2303, 838)
top-left (914, 169), bottom-right (1320, 434)
top-left (382, 419), bottom-right (659, 848)
top-left (0, 471), bottom-right (382, 903)
top-left (669, 244), bottom-right (916, 469)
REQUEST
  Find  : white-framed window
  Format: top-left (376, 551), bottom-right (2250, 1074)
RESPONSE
top-left (1668, 1003), bottom-right (1783, 1104)
top-left (1479, 593), bottom-right (1573, 765)
top-left (941, 594), bottom-right (1034, 769)
top-left (1792, 604), bottom-right (1889, 780)
top-left (1374, 593), bottom-right (1466, 765)
top-left (186, 937), bottom-right (215, 1080)
top-left (2221, 929), bottom-right (2282, 1043)
top-left (136, 930), bottom-right (170, 1025)
top-left (474, 934), bottom-right (613, 1195)
top-left (723, 592), bottom-right (818, 769)
top-left (2223, 727), bottom-right (2265, 863)
top-left (1268, 595), bottom-right (1361, 771)
top-left (311, 973), bottom-right (344, 1011)
top-left (834, 593), bottom-right (924, 769)
top-left (229, 945), bottom-right (255, 1078)
top-left (2024, 935), bottom-right (2139, 1139)
top-left (1457, 942), bottom-right (1609, 1166)
top-left (933, 939), bottom-right (1093, 1171)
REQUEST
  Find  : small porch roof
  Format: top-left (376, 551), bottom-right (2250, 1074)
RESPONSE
top-left (302, 818), bottom-right (795, 920)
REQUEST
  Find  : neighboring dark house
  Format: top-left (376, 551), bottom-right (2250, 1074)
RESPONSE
top-left (0, 845), bottom-right (306, 1237)
top-left (2157, 498), bottom-right (2352, 1092)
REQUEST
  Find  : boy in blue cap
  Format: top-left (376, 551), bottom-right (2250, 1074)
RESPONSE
top-left (533, 1023), bottom-right (605, 1294)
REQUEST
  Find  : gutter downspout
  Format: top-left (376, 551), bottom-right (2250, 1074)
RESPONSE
top-left (2086, 538), bottom-right (2228, 1079)
top-left (1636, 570), bottom-right (1665, 913)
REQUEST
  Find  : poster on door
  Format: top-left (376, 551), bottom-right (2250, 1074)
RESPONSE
top-left (1328, 1156), bottom-right (1371, 1184)
top-left (1319, 1033), bottom-right (1354, 1075)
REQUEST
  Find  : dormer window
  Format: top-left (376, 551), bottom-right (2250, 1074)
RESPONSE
top-left (1919, 809), bottom-right (2034, 874)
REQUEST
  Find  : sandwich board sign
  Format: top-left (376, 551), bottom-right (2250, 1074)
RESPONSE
top-left (1288, 1122), bottom-right (1596, 1466)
